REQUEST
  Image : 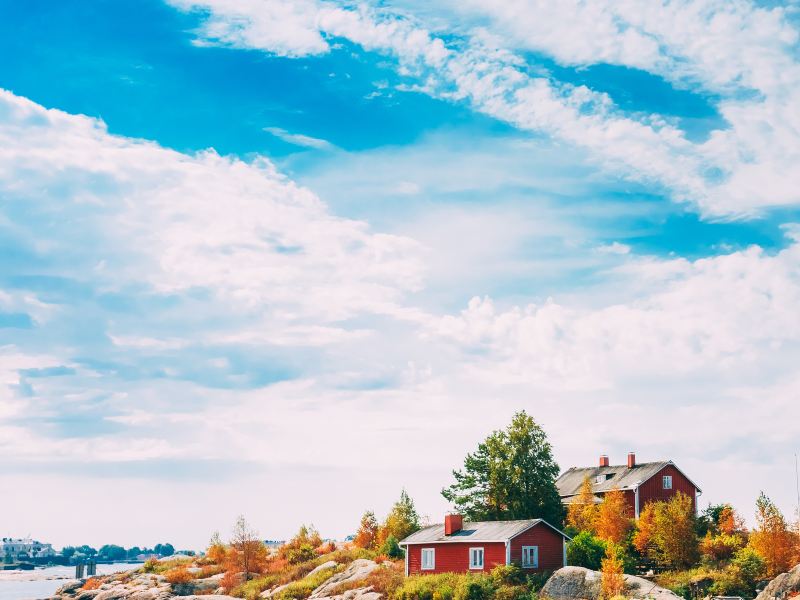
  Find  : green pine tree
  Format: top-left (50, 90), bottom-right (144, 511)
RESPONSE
top-left (442, 411), bottom-right (564, 526)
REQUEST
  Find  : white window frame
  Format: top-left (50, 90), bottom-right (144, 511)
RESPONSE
top-left (421, 548), bottom-right (435, 571)
top-left (469, 547), bottom-right (484, 570)
top-left (663, 475), bottom-right (673, 490)
top-left (521, 545), bottom-right (539, 569)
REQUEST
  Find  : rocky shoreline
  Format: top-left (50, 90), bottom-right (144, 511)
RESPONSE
top-left (47, 559), bottom-right (384, 600)
top-left (46, 561), bottom-right (800, 600)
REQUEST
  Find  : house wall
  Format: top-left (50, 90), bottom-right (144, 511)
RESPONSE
top-left (509, 524), bottom-right (565, 572)
top-left (406, 541), bottom-right (506, 575)
top-left (638, 464), bottom-right (697, 512)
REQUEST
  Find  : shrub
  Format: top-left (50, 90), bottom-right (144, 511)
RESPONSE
top-left (454, 574), bottom-right (495, 600)
top-left (701, 532), bottom-right (745, 561)
top-left (568, 531), bottom-right (607, 570)
top-left (81, 578), bottom-right (103, 591)
top-left (287, 544), bottom-right (317, 565)
top-left (490, 565), bottom-right (524, 587)
top-left (164, 566), bottom-right (193, 584)
top-left (233, 574), bottom-right (280, 600)
top-left (142, 558), bottom-right (160, 573)
top-left (600, 544), bottom-right (625, 600)
top-left (394, 573), bottom-right (463, 600)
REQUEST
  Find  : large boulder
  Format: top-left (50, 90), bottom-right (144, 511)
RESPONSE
top-left (311, 560), bottom-right (380, 599)
top-left (541, 566), bottom-right (680, 600)
top-left (755, 564), bottom-right (800, 600)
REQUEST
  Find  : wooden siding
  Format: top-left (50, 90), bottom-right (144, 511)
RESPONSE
top-left (638, 464), bottom-right (697, 512)
top-left (509, 523), bottom-right (565, 572)
top-left (406, 541), bottom-right (507, 575)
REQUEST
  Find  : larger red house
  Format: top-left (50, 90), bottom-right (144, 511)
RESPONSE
top-left (556, 452), bottom-right (702, 518)
top-left (399, 515), bottom-right (571, 576)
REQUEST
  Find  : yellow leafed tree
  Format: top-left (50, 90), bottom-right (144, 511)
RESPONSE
top-left (595, 488), bottom-right (632, 544)
top-left (749, 492), bottom-right (799, 577)
top-left (567, 476), bottom-right (599, 534)
top-left (600, 543), bottom-right (626, 600)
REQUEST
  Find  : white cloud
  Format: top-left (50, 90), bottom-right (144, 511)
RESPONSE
top-left (264, 126), bottom-right (335, 150)
top-left (0, 89), bottom-right (423, 331)
top-left (170, 0), bottom-right (800, 217)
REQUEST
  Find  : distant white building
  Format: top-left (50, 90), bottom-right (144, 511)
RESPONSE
top-left (1, 537), bottom-right (56, 559)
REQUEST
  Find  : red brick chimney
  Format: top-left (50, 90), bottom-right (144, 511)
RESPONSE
top-left (599, 454), bottom-right (609, 467)
top-left (627, 452), bottom-right (636, 468)
top-left (444, 513), bottom-right (463, 535)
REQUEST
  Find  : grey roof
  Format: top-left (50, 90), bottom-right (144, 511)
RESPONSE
top-left (556, 460), bottom-right (700, 499)
top-left (399, 519), bottom-right (569, 545)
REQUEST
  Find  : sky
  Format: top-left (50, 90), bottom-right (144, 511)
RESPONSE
top-left (1, 0), bottom-right (800, 551)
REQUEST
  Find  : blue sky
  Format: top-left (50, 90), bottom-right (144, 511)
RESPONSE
top-left (1, 0), bottom-right (800, 549)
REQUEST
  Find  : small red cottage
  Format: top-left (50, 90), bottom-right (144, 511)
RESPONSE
top-left (556, 453), bottom-right (702, 518)
top-left (399, 515), bottom-right (570, 576)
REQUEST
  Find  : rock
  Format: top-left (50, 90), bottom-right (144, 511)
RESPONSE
top-left (311, 560), bottom-right (380, 599)
top-left (541, 566), bottom-right (680, 600)
top-left (755, 564), bottom-right (800, 600)
top-left (307, 561), bottom-right (339, 577)
top-left (313, 587), bottom-right (383, 600)
top-left (55, 581), bottom-right (85, 596)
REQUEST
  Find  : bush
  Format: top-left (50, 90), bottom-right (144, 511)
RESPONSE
top-left (81, 578), bottom-right (103, 591)
top-left (287, 544), bottom-right (317, 565)
top-left (394, 573), bottom-right (463, 600)
top-left (233, 574), bottom-right (280, 600)
top-left (568, 531), bottom-right (607, 570)
top-left (490, 565), bottom-right (524, 587)
top-left (454, 574), bottom-right (495, 600)
top-left (164, 566), bottom-right (193, 584)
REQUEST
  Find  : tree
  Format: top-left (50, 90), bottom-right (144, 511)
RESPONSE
top-left (207, 532), bottom-right (227, 564)
top-left (600, 544), bottom-right (625, 600)
top-left (229, 516), bottom-right (268, 580)
top-left (154, 543), bottom-right (175, 557)
top-left (380, 535), bottom-right (405, 559)
top-left (442, 411), bottom-right (564, 526)
top-left (567, 531), bottom-right (607, 570)
top-left (749, 492), bottom-right (798, 577)
top-left (595, 489), bottom-right (632, 544)
top-left (77, 545), bottom-right (97, 557)
top-left (99, 545), bottom-right (127, 561)
top-left (126, 547), bottom-right (142, 559)
top-left (353, 511), bottom-right (379, 549)
top-left (632, 493), bottom-right (698, 569)
top-left (378, 490), bottom-right (421, 546)
top-left (61, 547), bottom-right (76, 559)
top-left (280, 524), bottom-right (323, 564)
top-left (566, 476), bottom-right (599, 534)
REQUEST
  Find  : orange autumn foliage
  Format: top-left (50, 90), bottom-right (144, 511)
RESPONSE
top-left (595, 488), bottom-right (632, 544)
top-left (164, 566), bottom-right (193, 584)
top-left (81, 578), bottom-right (103, 591)
top-left (353, 511), bottom-right (379, 549)
top-left (749, 492), bottom-right (799, 577)
top-left (600, 544), bottom-right (625, 600)
top-left (718, 505), bottom-right (746, 535)
top-left (567, 476), bottom-right (599, 534)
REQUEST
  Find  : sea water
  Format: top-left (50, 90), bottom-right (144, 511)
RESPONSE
top-left (0, 562), bottom-right (142, 600)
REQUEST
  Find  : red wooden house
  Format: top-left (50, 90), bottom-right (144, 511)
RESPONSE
top-left (399, 514), bottom-right (571, 576)
top-left (556, 452), bottom-right (702, 518)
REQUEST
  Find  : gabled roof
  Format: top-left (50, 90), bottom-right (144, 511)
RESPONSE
top-left (399, 519), bottom-right (570, 545)
top-left (556, 460), bottom-right (701, 498)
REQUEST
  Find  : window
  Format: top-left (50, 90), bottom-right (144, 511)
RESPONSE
top-left (663, 475), bottom-right (673, 490)
top-left (421, 548), bottom-right (435, 570)
top-left (522, 546), bottom-right (539, 568)
top-left (469, 547), bottom-right (484, 569)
